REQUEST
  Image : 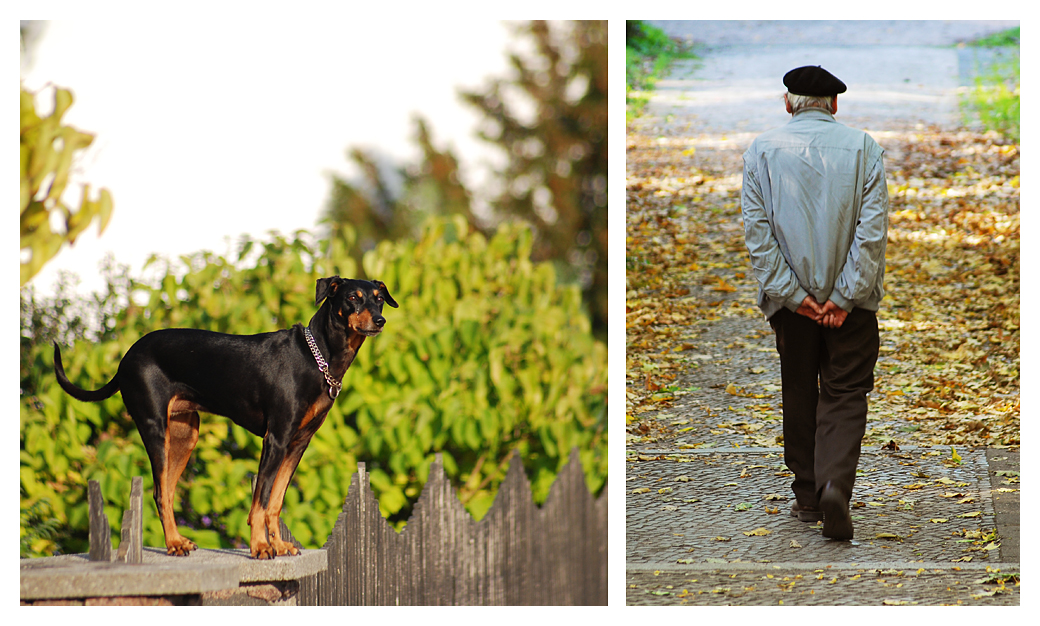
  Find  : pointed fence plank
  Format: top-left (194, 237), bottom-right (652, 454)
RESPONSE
top-left (298, 448), bottom-right (606, 606)
top-left (88, 480), bottom-right (112, 562)
top-left (115, 476), bottom-right (144, 563)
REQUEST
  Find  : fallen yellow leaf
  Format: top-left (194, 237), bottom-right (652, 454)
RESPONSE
top-left (743, 527), bottom-right (772, 536)
top-left (713, 277), bottom-right (738, 293)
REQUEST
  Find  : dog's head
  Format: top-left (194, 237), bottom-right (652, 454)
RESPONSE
top-left (315, 276), bottom-right (399, 336)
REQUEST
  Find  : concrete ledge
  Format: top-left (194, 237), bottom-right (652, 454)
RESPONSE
top-left (21, 547), bottom-right (327, 601)
top-left (136, 547), bottom-right (328, 583)
top-left (20, 559), bottom-right (238, 600)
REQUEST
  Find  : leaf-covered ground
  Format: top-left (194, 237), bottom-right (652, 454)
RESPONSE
top-left (626, 124), bottom-right (1019, 452)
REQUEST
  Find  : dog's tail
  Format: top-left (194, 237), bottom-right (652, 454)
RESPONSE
top-left (53, 342), bottom-right (120, 402)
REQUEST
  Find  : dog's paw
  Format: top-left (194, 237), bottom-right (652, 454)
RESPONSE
top-left (166, 538), bottom-right (197, 556)
top-left (251, 542), bottom-right (276, 560)
top-left (273, 540), bottom-right (300, 557)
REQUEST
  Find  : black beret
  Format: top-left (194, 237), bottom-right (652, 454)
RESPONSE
top-left (783, 65), bottom-right (847, 97)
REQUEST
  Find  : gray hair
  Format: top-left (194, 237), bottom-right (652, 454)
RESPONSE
top-left (785, 92), bottom-right (836, 114)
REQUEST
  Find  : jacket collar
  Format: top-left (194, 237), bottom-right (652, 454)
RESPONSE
top-left (789, 108), bottom-right (837, 123)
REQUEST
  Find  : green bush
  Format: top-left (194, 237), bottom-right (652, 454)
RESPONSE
top-left (626, 21), bottom-right (694, 120)
top-left (970, 27), bottom-right (1019, 48)
top-left (20, 217), bottom-right (607, 555)
top-left (960, 28), bottom-right (1020, 142)
top-left (962, 56), bottom-right (1020, 142)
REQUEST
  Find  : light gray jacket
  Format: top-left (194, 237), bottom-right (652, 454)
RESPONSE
top-left (741, 109), bottom-right (889, 320)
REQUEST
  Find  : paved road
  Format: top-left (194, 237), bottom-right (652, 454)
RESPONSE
top-left (626, 20), bottom-right (1020, 606)
top-left (626, 447), bottom-right (1019, 605)
top-left (642, 20), bottom-right (1019, 133)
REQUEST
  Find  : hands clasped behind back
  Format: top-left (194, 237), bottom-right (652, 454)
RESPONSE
top-left (796, 295), bottom-right (849, 329)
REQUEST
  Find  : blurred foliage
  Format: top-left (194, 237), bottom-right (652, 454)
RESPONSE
top-left (461, 20), bottom-right (607, 338)
top-left (960, 33), bottom-right (1019, 142)
top-left (324, 20), bottom-right (608, 341)
top-left (626, 20), bottom-right (694, 121)
top-left (321, 118), bottom-right (475, 278)
top-left (20, 218), bottom-right (607, 555)
top-left (20, 84), bottom-right (113, 286)
top-left (20, 498), bottom-right (62, 558)
top-left (969, 26), bottom-right (1019, 48)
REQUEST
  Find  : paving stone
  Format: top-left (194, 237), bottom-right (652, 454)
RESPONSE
top-left (627, 449), bottom-right (999, 566)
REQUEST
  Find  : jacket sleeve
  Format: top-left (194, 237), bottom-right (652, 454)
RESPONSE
top-left (741, 155), bottom-right (809, 311)
top-left (831, 149), bottom-right (889, 311)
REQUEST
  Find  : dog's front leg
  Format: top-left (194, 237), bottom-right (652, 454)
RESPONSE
top-left (263, 438), bottom-right (312, 557)
top-left (248, 437), bottom-right (287, 559)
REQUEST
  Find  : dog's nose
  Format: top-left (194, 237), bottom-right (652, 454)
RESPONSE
top-left (374, 316), bottom-right (385, 327)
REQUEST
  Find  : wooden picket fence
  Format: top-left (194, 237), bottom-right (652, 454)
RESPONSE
top-left (296, 448), bottom-right (607, 606)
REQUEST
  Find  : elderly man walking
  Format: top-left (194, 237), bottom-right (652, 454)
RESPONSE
top-left (740, 66), bottom-right (889, 540)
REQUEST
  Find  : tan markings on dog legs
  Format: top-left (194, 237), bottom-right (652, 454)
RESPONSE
top-left (263, 403), bottom-right (325, 556)
top-left (263, 447), bottom-right (308, 556)
top-left (160, 398), bottom-right (200, 555)
top-left (248, 488), bottom-right (273, 559)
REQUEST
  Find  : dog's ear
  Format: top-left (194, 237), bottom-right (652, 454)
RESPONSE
top-left (315, 276), bottom-right (342, 305)
top-left (374, 280), bottom-right (399, 308)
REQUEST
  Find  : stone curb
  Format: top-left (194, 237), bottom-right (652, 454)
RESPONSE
top-left (627, 561), bottom-right (1018, 572)
top-left (626, 565), bottom-right (1020, 606)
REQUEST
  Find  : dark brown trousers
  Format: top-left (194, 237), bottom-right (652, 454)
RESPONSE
top-left (769, 306), bottom-right (880, 507)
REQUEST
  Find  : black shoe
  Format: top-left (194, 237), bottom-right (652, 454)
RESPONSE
top-left (790, 501), bottom-right (823, 522)
top-left (820, 482), bottom-right (853, 540)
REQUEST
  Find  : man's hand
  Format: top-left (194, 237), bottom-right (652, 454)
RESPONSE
top-left (795, 295), bottom-right (824, 320)
top-left (818, 300), bottom-right (849, 329)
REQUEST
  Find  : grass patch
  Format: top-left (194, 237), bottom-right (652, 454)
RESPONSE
top-left (626, 21), bottom-right (695, 122)
top-left (960, 27), bottom-right (1019, 142)
top-left (969, 26), bottom-right (1019, 47)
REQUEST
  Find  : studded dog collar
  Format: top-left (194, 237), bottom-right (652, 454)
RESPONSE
top-left (304, 327), bottom-right (342, 399)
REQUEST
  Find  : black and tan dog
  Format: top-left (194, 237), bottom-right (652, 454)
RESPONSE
top-left (54, 276), bottom-right (397, 559)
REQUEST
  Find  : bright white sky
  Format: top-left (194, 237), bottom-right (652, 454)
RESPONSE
top-left (22, 17), bottom-right (516, 297)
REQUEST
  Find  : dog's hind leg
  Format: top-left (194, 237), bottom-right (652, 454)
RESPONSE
top-left (159, 400), bottom-right (201, 555)
top-left (125, 384), bottom-right (200, 556)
